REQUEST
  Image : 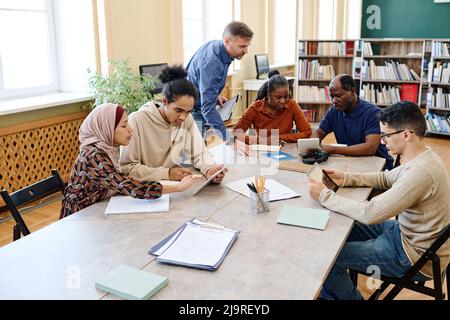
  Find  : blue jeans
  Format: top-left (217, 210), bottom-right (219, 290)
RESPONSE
top-left (320, 220), bottom-right (430, 300)
top-left (192, 109), bottom-right (231, 142)
top-left (192, 110), bottom-right (206, 139)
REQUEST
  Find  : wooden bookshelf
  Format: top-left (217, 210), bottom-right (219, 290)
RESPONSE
top-left (295, 39), bottom-right (450, 137)
top-left (425, 40), bottom-right (450, 136)
top-left (358, 39), bottom-right (425, 110)
top-left (297, 40), bottom-right (356, 122)
top-left (364, 55), bottom-right (423, 59)
top-left (298, 55), bottom-right (354, 58)
top-left (361, 80), bottom-right (421, 84)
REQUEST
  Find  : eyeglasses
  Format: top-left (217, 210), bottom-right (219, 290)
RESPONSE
top-left (380, 130), bottom-right (413, 143)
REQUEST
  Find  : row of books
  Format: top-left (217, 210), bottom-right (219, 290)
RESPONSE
top-left (298, 41), bottom-right (355, 56)
top-left (298, 85), bottom-right (331, 103)
top-left (361, 60), bottom-right (420, 82)
top-left (360, 84), bottom-right (401, 105)
top-left (302, 109), bottom-right (317, 123)
top-left (426, 113), bottom-right (450, 133)
top-left (298, 60), bottom-right (335, 80)
top-left (362, 42), bottom-right (376, 56)
top-left (431, 41), bottom-right (450, 58)
top-left (427, 61), bottom-right (450, 84)
top-left (426, 87), bottom-right (450, 109)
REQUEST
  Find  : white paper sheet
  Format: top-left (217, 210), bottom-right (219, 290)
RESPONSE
top-left (225, 177), bottom-right (301, 201)
top-left (105, 195), bottom-right (170, 215)
top-left (208, 143), bottom-right (237, 165)
top-left (250, 144), bottom-right (281, 152)
top-left (157, 223), bottom-right (236, 266)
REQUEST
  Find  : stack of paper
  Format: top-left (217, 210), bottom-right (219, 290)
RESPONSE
top-left (95, 265), bottom-right (168, 300)
top-left (104, 195), bottom-right (170, 215)
top-left (149, 218), bottom-right (239, 270)
top-left (225, 178), bottom-right (301, 201)
top-left (277, 205), bottom-right (329, 230)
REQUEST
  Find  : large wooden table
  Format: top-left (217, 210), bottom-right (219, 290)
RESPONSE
top-left (0, 144), bottom-right (385, 299)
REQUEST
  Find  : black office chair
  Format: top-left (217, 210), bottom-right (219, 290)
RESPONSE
top-left (350, 224), bottom-right (450, 300)
top-left (0, 169), bottom-right (66, 241)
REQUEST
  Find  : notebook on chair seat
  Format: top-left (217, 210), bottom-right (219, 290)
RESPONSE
top-left (95, 265), bottom-right (168, 300)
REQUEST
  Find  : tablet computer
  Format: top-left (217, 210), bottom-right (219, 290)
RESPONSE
top-left (297, 138), bottom-right (319, 156)
top-left (216, 95), bottom-right (239, 122)
top-left (192, 165), bottom-right (228, 196)
top-left (306, 162), bottom-right (338, 192)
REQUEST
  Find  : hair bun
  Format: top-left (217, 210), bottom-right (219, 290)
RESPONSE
top-left (159, 65), bottom-right (187, 83)
top-left (268, 69), bottom-right (280, 78)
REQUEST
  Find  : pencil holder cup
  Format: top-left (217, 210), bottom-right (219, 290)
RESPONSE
top-left (249, 190), bottom-right (270, 214)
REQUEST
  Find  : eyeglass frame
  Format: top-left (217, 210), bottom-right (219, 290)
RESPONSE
top-left (380, 129), bottom-right (414, 143)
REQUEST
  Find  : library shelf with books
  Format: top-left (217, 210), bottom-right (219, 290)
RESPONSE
top-left (359, 39), bottom-right (425, 109)
top-left (297, 40), bottom-right (356, 122)
top-left (425, 40), bottom-right (450, 137)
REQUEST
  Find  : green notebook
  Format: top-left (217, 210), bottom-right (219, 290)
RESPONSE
top-left (277, 205), bottom-right (329, 230)
top-left (95, 265), bottom-right (168, 300)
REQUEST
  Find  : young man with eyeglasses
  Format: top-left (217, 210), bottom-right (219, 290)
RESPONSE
top-left (316, 74), bottom-right (394, 169)
top-left (308, 101), bottom-right (450, 300)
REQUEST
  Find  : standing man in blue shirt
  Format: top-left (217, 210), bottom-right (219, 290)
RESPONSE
top-left (187, 21), bottom-right (254, 141)
top-left (317, 74), bottom-right (394, 169)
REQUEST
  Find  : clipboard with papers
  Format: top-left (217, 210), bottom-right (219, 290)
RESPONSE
top-left (148, 218), bottom-right (239, 271)
top-left (216, 95), bottom-right (239, 121)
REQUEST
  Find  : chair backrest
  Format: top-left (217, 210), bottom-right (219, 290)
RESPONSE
top-left (0, 169), bottom-right (65, 240)
top-left (426, 224), bottom-right (450, 257)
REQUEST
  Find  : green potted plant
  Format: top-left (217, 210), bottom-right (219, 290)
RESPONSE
top-left (88, 59), bottom-right (157, 113)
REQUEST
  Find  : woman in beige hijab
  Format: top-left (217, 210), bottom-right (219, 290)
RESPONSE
top-left (61, 103), bottom-right (203, 217)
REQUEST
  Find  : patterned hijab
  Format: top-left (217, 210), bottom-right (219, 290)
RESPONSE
top-left (79, 103), bottom-right (122, 171)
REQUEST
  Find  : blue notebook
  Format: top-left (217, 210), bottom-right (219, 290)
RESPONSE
top-left (265, 151), bottom-right (297, 161)
top-left (95, 265), bottom-right (168, 300)
top-left (277, 205), bottom-right (330, 230)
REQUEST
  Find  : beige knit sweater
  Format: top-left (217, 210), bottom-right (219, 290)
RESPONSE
top-left (319, 148), bottom-right (450, 277)
top-left (120, 102), bottom-right (216, 181)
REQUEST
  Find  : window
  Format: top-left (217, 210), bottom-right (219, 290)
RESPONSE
top-left (182, 0), bottom-right (233, 66)
top-left (345, 0), bottom-right (362, 39)
top-left (0, 0), bottom-right (95, 102)
top-left (318, 0), bottom-right (336, 39)
top-left (272, 0), bottom-right (297, 65)
top-left (0, 0), bottom-right (58, 99)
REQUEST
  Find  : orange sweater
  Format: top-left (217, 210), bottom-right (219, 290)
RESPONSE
top-left (233, 99), bottom-right (312, 143)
